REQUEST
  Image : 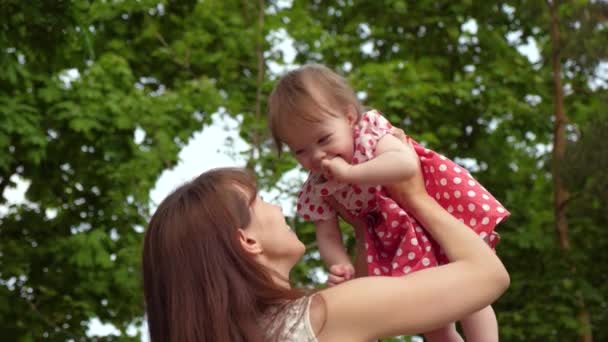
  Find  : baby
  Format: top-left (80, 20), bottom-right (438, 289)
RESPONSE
top-left (267, 64), bottom-right (509, 342)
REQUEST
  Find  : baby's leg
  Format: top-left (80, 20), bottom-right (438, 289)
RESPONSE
top-left (423, 322), bottom-right (463, 342)
top-left (460, 305), bottom-right (498, 342)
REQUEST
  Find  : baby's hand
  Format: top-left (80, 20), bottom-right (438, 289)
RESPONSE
top-left (321, 157), bottom-right (352, 183)
top-left (327, 263), bottom-right (355, 287)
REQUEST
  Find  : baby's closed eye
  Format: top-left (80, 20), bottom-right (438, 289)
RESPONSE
top-left (318, 134), bottom-right (331, 144)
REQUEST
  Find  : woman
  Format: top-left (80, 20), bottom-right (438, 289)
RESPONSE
top-left (142, 150), bottom-right (509, 341)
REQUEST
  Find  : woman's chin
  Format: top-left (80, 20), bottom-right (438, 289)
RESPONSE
top-left (289, 241), bottom-right (307, 267)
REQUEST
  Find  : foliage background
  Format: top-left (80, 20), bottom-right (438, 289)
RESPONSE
top-left (0, 0), bottom-right (606, 341)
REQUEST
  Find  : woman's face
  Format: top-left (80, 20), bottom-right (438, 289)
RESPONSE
top-left (246, 195), bottom-right (306, 269)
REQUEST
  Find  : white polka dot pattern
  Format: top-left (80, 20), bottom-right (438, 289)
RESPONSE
top-left (295, 110), bottom-right (509, 277)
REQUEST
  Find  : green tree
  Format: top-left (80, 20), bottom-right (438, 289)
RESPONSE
top-left (1, 0), bottom-right (606, 340)
top-left (562, 118), bottom-right (608, 342)
top-left (0, 0), bottom-right (267, 339)
top-left (498, 1), bottom-right (607, 340)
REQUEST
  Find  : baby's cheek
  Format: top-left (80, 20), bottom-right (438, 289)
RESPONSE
top-left (298, 158), bottom-right (312, 170)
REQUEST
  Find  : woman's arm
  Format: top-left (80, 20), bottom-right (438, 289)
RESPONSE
top-left (314, 160), bottom-right (510, 341)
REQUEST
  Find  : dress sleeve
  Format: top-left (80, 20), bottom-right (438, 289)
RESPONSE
top-left (296, 177), bottom-right (336, 222)
top-left (356, 110), bottom-right (394, 159)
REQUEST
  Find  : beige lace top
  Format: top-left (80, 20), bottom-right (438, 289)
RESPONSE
top-left (264, 296), bottom-right (318, 342)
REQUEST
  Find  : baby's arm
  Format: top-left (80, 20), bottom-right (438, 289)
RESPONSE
top-left (323, 134), bottom-right (418, 185)
top-left (316, 216), bottom-right (355, 285)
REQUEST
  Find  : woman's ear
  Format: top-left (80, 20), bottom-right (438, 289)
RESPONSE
top-left (237, 228), bottom-right (263, 255)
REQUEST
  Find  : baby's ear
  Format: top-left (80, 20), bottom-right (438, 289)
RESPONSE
top-left (346, 105), bottom-right (358, 126)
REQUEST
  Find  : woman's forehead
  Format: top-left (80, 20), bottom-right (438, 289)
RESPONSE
top-left (231, 182), bottom-right (257, 206)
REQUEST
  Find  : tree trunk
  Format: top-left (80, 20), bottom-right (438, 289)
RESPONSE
top-left (247, 0), bottom-right (266, 172)
top-left (548, 0), bottom-right (570, 250)
top-left (547, 1), bottom-right (592, 341)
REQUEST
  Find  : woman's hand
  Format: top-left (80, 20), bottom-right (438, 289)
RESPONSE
top-left (390, 126), bottom-right (409, 142)
top-left (385, 155), bottom-right (427, 212)
top-left (382, 130), bottom-right (428, 209)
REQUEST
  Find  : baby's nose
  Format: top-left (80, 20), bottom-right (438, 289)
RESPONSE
top-left (313, 149), bottom-right (327, 168)
top-left (312, 149), bottom-right (326, 163)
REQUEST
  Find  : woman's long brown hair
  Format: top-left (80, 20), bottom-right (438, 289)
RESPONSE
top-left (142, 168), bottom-right (305, 341)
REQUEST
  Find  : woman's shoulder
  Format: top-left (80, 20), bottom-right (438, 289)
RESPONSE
top-left (308, 294), bottom-right (326, 338)
top-left (309, 292), bottom-right (374, 342)
top-left (266, 296), bottom-right (319, 342)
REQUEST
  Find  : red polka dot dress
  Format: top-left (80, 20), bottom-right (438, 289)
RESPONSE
top-left (296, 110), bottom-right (510, 277)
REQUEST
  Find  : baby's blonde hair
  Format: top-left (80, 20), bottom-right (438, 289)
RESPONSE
top-left (267, 64), bottom-right (363, 153)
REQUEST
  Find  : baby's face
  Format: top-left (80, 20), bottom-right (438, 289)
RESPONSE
top-left (283, 112), bottom-right (356, 174)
